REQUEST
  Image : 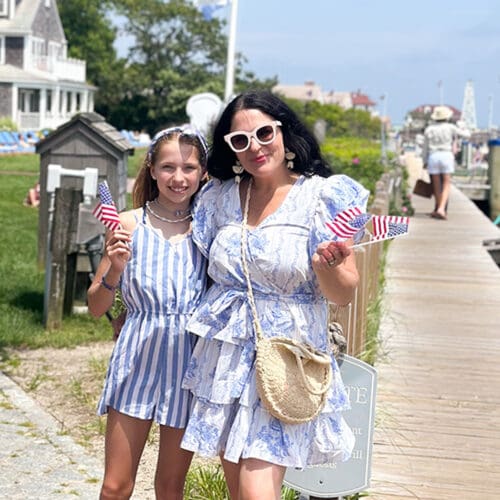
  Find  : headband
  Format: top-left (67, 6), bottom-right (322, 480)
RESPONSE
top-left (147, 124), bottom-right (209, 165)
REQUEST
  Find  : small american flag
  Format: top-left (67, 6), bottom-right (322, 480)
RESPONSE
top-left (371, 215), bottom-right (409, 242)
top-left (326, 207), bottom-right (372, 240)
top-left (92, 181), bottom-right (121, 231)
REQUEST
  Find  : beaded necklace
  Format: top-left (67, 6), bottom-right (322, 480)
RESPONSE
top-left (146, 201), bottom-right (192, 223)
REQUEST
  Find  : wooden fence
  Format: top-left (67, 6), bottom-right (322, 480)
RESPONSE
top-left (329, 168), bottom-right (401, 357)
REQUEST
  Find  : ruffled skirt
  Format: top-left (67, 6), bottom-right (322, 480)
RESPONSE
top-left (181, 333), bottom-right (355, 468)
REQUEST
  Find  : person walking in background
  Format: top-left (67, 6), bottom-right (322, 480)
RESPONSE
top-left (180, 90), bottom-right (369, 499)
top-left (423, 105), bottom-right (470, 220)
top-left (87, 125), bottom-right (208, 499)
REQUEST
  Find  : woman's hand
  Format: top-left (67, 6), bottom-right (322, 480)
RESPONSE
top-left (312, 239), bottom-right (359, 305)
top-left (312, 240), bottom-right (352, 270)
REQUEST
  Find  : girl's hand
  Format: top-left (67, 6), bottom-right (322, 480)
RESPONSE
top-left (106, 229), bottom-right (132, 272)
top-left (313, 240), bottom-right (352, 271)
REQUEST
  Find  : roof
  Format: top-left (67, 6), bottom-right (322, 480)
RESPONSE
top-left (0, 0), bottom-right (40, 34)
top-left (351, 91), bottom-right (376, 107)
top-left (36, 112), bottom-right (134, 155)
top-left (273, 82), bottom-right (324, 103)
top-left (0, 63), bottom-right (96, 88)
top-left (0, 0), bottom-right (65, 42)
top-left (324, 91), bottom-right (352, 108)
top-left (410, 104), bottom-right (462, 121)
top-left (0, 63), bottom-right (54, 83)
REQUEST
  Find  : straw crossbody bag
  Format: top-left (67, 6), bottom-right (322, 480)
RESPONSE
top-left (241, 179), bottom-right (333, 425)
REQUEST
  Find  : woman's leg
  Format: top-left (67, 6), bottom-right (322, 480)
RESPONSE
top-left (430, 173), bottom-right (442, 214)
top-left (154, 426), bottom-right (193, 499)
top-left (239, 458), bottom-right (286, 500)
top-left (436, 173), bottom-right (451, 217)
top-left (100, 408), bottom-right (152, 499)
top-left (220, 455), bottom-right (241, 500)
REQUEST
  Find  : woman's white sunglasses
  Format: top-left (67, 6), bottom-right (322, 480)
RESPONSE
top-left (224, 121), bottom-right (282, 153)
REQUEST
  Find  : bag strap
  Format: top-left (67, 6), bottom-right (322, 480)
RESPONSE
top-left (240, 178), bottom-right (265, 343)
top-left (240, 180), bottom-right (332, 395)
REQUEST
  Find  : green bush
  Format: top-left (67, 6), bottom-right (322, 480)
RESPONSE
top-left (322, 136), bottom-right (388, 198)
top-left (0, 116), bottom-right (18, 131)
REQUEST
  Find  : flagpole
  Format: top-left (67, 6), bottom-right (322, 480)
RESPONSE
top-left (224, 0), bottom-right (238, 103)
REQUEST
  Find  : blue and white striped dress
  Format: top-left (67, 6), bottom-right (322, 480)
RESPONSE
top-left (97, 208), bottom-right (207, 428)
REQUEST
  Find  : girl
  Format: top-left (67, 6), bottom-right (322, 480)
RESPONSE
top-left (87, 125), bottom-right (208, 499)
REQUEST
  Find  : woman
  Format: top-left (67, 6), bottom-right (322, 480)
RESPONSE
top-left (423, 105), bottom-right (470, 220)
top-left (87, 125), bottom-right (208, 499)
top-left (180, 90), bottom-right (369, 499)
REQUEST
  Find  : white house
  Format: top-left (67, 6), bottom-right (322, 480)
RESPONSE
top-left (0, 0), bottom-right (95, 131)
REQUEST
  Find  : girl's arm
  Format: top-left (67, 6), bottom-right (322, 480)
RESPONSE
top-left (87, 212), bottom-right (134, 318)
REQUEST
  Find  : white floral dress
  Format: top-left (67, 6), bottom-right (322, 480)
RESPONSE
top-left (181, 174), bottom-right (369, 468)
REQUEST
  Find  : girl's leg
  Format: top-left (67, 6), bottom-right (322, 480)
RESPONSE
top-left (220, 454), bottom-right (241, 500)
top-left (154, 426), bottom-right (193, 499)
top-left (239, 458), bottom-right (286, 500)
top-left (100, 408), bottom-right (152, 499)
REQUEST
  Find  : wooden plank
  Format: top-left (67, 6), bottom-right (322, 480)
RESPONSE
top-left (368, 180), bottom-right (500, 499)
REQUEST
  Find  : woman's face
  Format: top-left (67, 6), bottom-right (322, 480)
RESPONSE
top-left (229, 109), bottom-right (286, 178)
top-left (150, 138), bottom-right (203, 210)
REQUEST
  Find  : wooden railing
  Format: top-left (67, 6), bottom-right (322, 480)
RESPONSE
top-left (329, 168), bottom-right (402, 357)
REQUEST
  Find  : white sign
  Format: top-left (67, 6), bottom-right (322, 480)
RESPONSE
top-left (284, 355), bottom-right (377, 498)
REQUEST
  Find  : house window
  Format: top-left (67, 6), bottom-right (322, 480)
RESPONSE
top-left (0, 37), bottom-right (4, 64)
top-left (0, 0), bottom-right (7, 16)
top-left (19, 89), bottom-right (40, 113)
top-left (46, 90), bottom-right (52, 113)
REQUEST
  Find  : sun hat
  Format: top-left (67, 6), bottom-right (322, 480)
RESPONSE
top-left (431, 106), bottom-right (453, 121)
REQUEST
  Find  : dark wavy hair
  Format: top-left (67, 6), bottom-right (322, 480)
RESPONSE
top-left (208, 90), bottom-right (332, 180)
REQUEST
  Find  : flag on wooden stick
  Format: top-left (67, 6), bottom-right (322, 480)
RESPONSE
top-left (92, 181), bottom-right (121, 231)
top-left (326, 207), bottom-right (372, 240)
top-left (371, 215), bottom-right (409, 242)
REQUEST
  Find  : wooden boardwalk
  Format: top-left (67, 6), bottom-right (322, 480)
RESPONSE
top-left (368, 171), bottom-right (500, 499)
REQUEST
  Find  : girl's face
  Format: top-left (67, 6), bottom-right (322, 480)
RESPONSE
top-left (150, 138), bottom-right (204, 210)
top-left (230, 109), bottom-right (286, 179)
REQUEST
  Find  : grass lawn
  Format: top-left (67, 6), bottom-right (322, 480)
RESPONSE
top-left (0, 150), bottom-right (144, 353)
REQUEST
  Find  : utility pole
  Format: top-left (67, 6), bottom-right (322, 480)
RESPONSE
top-left (438, 80), bottom-right (443, 106)
top-left (488, 94), bottom-right (494, 130)
top-left (380, 93), bottom-right (388, 165)
top-left (224, 0), bottom-right (239, 103)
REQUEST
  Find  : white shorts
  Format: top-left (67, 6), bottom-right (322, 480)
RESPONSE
top-left (427, 151), bottom-right (455, 175)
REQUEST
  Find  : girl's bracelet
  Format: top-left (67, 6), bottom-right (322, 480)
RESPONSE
top-left (100, 274), bottom-right (118, 292)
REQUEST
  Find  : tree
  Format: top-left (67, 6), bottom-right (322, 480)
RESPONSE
top-left (58, 0), bottom-right (127, 115)
top-left (103, 0), bottom-right (225, 132)
top-left (59, 0), bottom-right (276, 133)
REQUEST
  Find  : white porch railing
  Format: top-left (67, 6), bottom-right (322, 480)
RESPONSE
top-left (31, 56), bottom-right (86, 82)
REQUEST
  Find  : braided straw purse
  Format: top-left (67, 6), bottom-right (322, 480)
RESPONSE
top-left (241, 179), bottom-right (333, 424)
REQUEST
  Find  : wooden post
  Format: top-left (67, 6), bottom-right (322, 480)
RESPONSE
top-left (44, 187), bottom-right (82, 329)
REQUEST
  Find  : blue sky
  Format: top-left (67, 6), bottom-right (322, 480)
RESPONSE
top-left (115, 0), bottom-right (500, 128)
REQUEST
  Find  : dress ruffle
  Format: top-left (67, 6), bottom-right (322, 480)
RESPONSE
top-left (182, 363), bottom-right (355, 468)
